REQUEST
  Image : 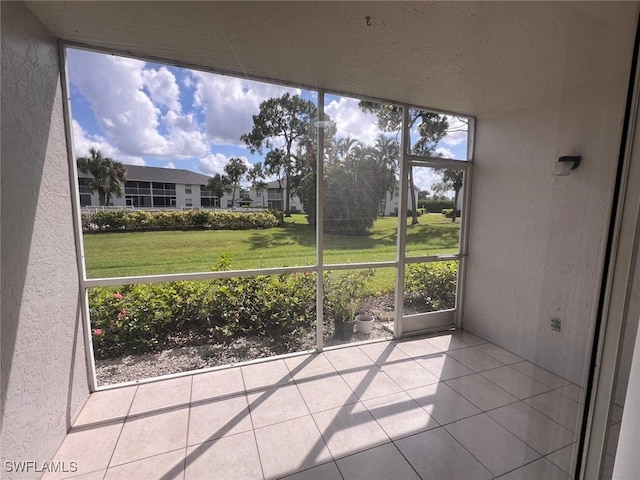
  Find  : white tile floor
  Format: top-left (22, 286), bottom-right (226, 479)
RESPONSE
top-left (45, 331), bottom-right (589, 480)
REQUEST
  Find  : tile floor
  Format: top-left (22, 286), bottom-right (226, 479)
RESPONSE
top-left (45, 331), bottom-right (591, 480)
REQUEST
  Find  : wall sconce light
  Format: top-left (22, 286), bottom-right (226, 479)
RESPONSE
top-left (554, 155), bottom-right (581, 176)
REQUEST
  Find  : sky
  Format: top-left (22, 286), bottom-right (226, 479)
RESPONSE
top-left (67, 47), bottom-right (468, 192)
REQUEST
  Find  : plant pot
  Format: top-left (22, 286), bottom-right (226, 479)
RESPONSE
top-left (355, 314), bottom-right (374, 334)
top-left (334, 320), bottom-right (355, 341)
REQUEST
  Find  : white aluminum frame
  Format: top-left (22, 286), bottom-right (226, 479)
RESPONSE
top-left (59, 42), bottom-right (475, 391)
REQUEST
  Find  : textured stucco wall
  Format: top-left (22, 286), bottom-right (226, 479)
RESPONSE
top-left (462, 16), bottom-right (637, 385)
top-left (1, 2), bottom-right (89, 477)
top-left (463, 23), bottom-right (634, 384)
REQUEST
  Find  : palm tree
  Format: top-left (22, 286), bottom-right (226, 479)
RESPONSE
top-left (77, 148), bottom-right (127, 206)
top-left (224, 157), bottom-right (248, 206)
top-left (246, 162), bottom-right (268, 207)
top-left (206, 173), bottom-right (232, 206)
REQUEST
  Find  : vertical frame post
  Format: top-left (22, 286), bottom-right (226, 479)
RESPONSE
top-left (316, 91), bottom-right (325, 352)
top-left (58, 42), bottom-right (98, 392)
top-left (394, 106), bottom-right (410, 338)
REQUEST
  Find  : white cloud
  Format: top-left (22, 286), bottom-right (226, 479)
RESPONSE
top-left (182, 74), bottom-right (193, 89)
top-left (324, 97), bottom-right (382, 145)
top-left (68, 48), bottom-right (209, 160)
top-left (441, 116), bottom-right (468, 147)
top-left (435, 146), bottom-right (455, 158)
top-left (165, 162), bottom-right (176, 169)
top-left (68, 49), bottom-right (168, 156)
top-left (412, 167), bottom-right (444, 193)
top-left (162, 110), bottom-right (209, 158)
top-left (193, 72), bottom-right (299, 146)
top-left (199, 153), bottom-right (250, 176)
top-left (142, 66), bottom-right (182, 112)
top-left (72, 119), bottom-right (145, 165)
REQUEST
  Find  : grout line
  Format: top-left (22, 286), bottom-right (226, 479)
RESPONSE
top-left (438, 423), bottom-right (497, 478)
top-left (103, 385), bottom-right (139, 472)
top-left (181, 375), bottom-right (193, 479)
top-left (239, 364), bottom-right (267, 480)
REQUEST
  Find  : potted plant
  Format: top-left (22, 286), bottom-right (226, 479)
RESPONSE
top-left (324, 269), bottom-right (374, 341)
top-left (331, 298), bottom-right (359, 341)
top-left (355, 314), bottom-right (375, 334)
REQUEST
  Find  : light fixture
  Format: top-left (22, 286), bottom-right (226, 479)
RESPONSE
top-left (554, 155), bottom-right (581, 176)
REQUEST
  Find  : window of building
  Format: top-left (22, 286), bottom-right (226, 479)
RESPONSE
top-left (185, 198), bottom-right (192, 207)
top-left (185, 184), bottom-right (192, 194)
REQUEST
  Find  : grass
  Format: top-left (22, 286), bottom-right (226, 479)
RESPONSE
top-left (84, 213), bottom-right (460, 291)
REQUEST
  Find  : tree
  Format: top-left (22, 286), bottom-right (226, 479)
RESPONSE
top-left (77, 148), bottom-right (127, 206)
top-left (246, 162), bottom-right (268, 207)
top-left (223, 157), bottom-right (248, 206)
top-left (206, 173), bottom-right (232, 205)
top-left (432, 170), bottom-right (464, 222)
top-left (309, 133), bottom-right (397, 236)
top-left (241, 93), bottom-right (317, 216)
top-left (359, 102), bottom-right (449, 224)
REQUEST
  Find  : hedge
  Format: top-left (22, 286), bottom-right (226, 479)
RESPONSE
top-left (81, 209), bottom-right (281, 232)
top-left (442, 208), bottom-right (462, 219)
top-left (88, 256), bottom-right (458, 358)
top-left (419, 199), bottom-right (455, 213)
top-left (90, 271), bottom-right (317, 358)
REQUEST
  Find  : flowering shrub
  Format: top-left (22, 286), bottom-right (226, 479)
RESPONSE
top-left (405, 261), bottom-right (458, 311)
top-left (89, 271), bottom-right (317, 358)
top-left (84, 210), bottom-right (279, 232)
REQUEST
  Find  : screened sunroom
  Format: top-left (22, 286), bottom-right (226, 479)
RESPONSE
top-left (3, 2), bottom-right (640, 479)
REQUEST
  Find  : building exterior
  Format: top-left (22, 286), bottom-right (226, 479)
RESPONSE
top-left (78, 165), bottom-right (214, 209)
top-left (79, 166), bottom-right (421, 215)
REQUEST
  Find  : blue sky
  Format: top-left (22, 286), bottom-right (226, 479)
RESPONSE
top-left (67, 47), bottom-right (468, 191)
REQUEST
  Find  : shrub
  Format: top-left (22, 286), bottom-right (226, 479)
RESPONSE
top-left (442, 208), bottom-right (462, 219)
top-left (271, 209), bottom-right (285, 225)
top-left (88, 261), bottom-right (317, 358)
top-left (323, 269), bottom-right (375, 322)
top-left (405, 262), bottom-right (457, 311)
top-left (92, 210), bottom-right (128, 229)
top-left (83, 209), bottom-right (279, 232)
top-left (420, 199), bottom-right (454, 213)
top-left (89, 284), bottom-right (178, 356)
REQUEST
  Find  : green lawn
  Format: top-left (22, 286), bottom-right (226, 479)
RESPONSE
top-left (84, 213), bottom-right (460, 289)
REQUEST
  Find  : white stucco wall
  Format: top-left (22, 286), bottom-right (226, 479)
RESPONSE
top-left (462, 16), bottom-right (637, 385)
top-left (1, 3), bottom-right (89, 477)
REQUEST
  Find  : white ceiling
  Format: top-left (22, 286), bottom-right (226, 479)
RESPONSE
top-left (27, 1), bottom-right (638, 117)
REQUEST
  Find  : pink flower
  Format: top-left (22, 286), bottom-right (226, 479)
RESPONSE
top-left (117, 309), bottom-right (127, 320)
top-left (113, 293), bottom-right (123, 300)
top-left (92, 328), bottom-right (103, 336)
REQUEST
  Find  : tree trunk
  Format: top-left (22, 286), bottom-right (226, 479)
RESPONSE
top-left (284, 167), bottom-right (291, 217)
top-left (452, 188), bottom-right (459, 223)
top-left (409, 169), bottom-right (418, 225)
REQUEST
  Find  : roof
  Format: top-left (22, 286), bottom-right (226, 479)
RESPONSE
top-left (78, 164), bottom-right (212, 185)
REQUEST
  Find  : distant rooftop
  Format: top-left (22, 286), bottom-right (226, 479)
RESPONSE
top-left (78, 164), bottom-right (212, 185)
